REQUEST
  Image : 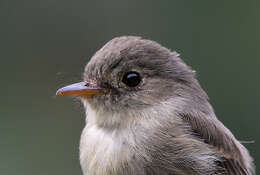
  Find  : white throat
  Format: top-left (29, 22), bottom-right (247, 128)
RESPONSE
top-left (79, 99), bottom-right (182, 175)
top-left (79, 101), bottom-right (136, 175)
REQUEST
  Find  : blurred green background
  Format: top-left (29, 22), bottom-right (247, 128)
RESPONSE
top-left (0, 0), bottom-right (258, 174)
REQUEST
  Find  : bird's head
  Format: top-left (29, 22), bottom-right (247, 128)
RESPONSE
top-left (57, 36), bottom-right (207, 127)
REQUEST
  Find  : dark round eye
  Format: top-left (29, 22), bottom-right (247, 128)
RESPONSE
top-left (122, 72), bottom-right (141, 87)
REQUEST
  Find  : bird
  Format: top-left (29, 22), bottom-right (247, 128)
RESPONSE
top-left (56, 36), bottom-right (255, 175)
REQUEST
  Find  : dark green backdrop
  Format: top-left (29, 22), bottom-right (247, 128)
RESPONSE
top-left (0, 0), bottom-right (258, 174)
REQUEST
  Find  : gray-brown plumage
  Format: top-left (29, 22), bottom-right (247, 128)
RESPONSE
top-left (57, 36), bottom-right (255, 175)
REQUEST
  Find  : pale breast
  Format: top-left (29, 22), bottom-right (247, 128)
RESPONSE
top-left (80, 125), bottom-right (132, 175)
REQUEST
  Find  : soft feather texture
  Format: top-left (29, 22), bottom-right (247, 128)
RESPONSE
top-left (79, 36), bottom-right (255, 175)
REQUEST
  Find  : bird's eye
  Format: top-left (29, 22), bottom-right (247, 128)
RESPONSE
top-left (122, 72), bottom-right (141, 87)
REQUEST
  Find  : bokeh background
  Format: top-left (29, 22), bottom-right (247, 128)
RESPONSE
top-left (0, 0), bottom-right (259, 174)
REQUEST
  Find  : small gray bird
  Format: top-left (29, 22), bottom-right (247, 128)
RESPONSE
top-left (57, 36), bottom-right (255, 175)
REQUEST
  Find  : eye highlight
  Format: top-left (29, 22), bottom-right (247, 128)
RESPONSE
top-left (122, 72), bottom-right (141, 87)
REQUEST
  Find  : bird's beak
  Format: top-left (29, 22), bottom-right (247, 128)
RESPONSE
top-left (56, 82), bottom-right (107, 97)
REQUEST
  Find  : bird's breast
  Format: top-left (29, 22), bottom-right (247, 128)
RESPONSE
top-left (80, 125), bottom-right (133, 175)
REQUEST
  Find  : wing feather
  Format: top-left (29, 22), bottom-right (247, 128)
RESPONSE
top-left (179, 113), bottom-right (254, 175)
